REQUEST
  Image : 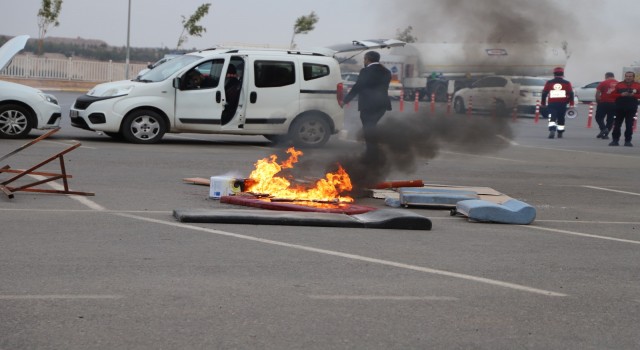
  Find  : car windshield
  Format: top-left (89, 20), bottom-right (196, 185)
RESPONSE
top-left (137, 55), bottom-right (202, 82)
top-left (511, 78), bottom-right (546, 86)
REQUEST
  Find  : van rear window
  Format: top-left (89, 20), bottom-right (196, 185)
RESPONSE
top-left (303, 63), bottom-right (330, 81)
top-left (254, 61), bottom-right (295, 88)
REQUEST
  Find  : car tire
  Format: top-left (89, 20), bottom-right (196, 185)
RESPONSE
top-left (121, 109), bottom-right (166, 144)
top-left (289, 114), bottom-right (331, 148)
top-left (453, 97), bottom-right (466, 114)
top-left (0, 104), bottom-right (33, 139)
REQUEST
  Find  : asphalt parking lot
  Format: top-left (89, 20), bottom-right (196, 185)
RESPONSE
top-left (1, 92), bottom-right (639, 349)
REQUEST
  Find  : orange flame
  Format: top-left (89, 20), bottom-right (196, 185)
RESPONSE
top-left (246, 147), bottom-right (353, 203)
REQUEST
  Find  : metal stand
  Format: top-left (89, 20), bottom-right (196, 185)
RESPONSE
top-left (0, 129), bottom-right (94, 199)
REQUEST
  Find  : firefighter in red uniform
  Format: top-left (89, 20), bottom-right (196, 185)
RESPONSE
top-left (609, 71), bottom-right (640, 147)
top-left (541, 67), bottom-right (574, 139)
top-left (594, 72), bottom-right (618, 139)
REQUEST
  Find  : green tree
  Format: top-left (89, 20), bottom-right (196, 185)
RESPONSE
top-left (290, 11), bottom-right (318, 49)
top-left (395, 25), bottom-right (417, 43)
top-left (177, 3), bottom-right (211, 49)
top-left (37, 0), bottom-right (63, 55)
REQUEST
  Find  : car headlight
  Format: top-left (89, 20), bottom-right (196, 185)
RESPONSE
top-left (38, 92), bottom-right (59, 105)
top-left (99, 85), bottom-right (135, 97)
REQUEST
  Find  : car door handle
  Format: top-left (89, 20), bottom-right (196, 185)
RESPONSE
top-left (250, 91), bottom-right (257, 103)
top-left (216, 91), bottom-right (221, 103)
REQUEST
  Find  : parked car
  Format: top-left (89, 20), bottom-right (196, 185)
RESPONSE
top-left (574, 81), bottom-right (599, 103)
top-left (70, 39), bottom-right (405, 147)
top-left (453, 75), bottom-right (555, 117)
top-left (0, 35), bottom-right (61, 138)
top-left (453, 75), bottom-right (521, 115)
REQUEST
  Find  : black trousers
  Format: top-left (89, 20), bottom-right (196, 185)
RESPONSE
top-left (360, 109), bottom-right (387, 161)
top-left (612, 107), bottom-right (637, 142)
top-left (594, 102), bottom-right (616, 131)
top-left (547, 102), bottom-right (568, 133)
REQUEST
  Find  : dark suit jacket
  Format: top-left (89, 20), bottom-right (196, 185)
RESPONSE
top-left (343, 63), bottom-right (392, 112)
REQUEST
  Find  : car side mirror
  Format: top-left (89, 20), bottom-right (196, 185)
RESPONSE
top-left (173, 77), bottom-right (181, 89)
top-left (147, 64), bottom-right (153, 69)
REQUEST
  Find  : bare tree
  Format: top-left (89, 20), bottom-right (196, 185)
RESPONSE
top-left (177, 3), bottom-right (211, 49)
top-left (37, 0), bottom-right (63, 55)
top-left (395, 26), bottom-right (418, 43)
top-left (290, 11), bottom-right (318, 49)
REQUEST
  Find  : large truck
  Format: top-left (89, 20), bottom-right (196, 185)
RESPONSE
top-left (382, 42), bottom-right (571, 101)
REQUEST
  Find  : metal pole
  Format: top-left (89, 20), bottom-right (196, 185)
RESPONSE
top-left (125, 0), bottom-right (131, 79)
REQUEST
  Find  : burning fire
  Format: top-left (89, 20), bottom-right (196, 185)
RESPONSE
top-left (245, 147), bottom-right (353, 203)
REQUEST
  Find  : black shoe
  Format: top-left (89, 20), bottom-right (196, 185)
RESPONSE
top-left (602, 134), bottom-right (610, 140)
top-left (624, 142), bottom-right (633, 147)
top-left (557, 132), bottom-right (563, 138)
top-left (609, 140), bottom-right (619, 146)
top-left (596, 131), bottom-right (604, 139)
top-left (548, 131), bottom-right (555, 139)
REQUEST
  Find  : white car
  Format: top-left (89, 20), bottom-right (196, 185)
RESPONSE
top-left (453, 75), bottom-right (519, 115)
top-left (0, 35), bottom-right (61, 138)
top-left (574, 81), bottom-right (599, 104)
top-left (70, 39), bottom-right (405, 147)
top-left (453, 75), bottom-right (549, 117)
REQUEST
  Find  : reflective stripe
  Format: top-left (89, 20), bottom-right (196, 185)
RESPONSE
top-left (557, 125), bottom-right (565, 131)
top-left (548, 121), bottom-right (557, 127)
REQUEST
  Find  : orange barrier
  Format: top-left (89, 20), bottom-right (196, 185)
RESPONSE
top-left (430, 93), bottom-right (435, 113)
top-left (414, 91), bottom-right (420, 112)
top-left (534, 100), bottom-right (540, 123)
top-left (399, 90), bottom-right (404, 112)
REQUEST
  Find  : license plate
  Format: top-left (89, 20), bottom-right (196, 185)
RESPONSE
top-left (69, 110), bottom-right (78, 118)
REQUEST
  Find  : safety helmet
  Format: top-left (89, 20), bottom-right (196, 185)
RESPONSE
top-left (553, 67), bottom-right (564, 74)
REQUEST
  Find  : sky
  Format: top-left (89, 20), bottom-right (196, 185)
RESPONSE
top-left (1, 0), bottom-right (640, 85)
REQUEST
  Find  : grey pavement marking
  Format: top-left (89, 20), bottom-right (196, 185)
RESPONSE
top-left (113, 212), bottom-right (568, 297)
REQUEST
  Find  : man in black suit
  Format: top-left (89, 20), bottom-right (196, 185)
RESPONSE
top-left (342, 51), bottom-right (392, 161)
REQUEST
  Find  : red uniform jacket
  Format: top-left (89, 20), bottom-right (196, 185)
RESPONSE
top-left (611, 81), bottom-right (640, 109)
top-left (541, 77), bottom-right (575, 106)
top-left (596, 79), bottom-right (619, 103)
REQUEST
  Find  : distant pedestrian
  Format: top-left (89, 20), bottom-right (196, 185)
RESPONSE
top-left (541, 67), bottom-right (575, 139)
top-left (609, 71), bottom-right (640, 147)
top-left (594, 72), bottom-right (618, 139)
top-left (341, 51), bottom-right (392, 161)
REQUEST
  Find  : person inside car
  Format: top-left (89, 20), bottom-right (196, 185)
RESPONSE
top-left (221, 64), bottom-right (242, 125)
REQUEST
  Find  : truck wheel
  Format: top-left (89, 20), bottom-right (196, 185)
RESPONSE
top-left (289, 114), bottom-right (330, 148)
top-left (453, 97), bottom-right (466, 114)
top-left (0, 104), bottom-right (33, 138)
top-left (121, 109), bottom-right (166, 144)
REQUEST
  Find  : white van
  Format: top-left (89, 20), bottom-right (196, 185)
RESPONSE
top-left (70, 40), bottom-right (405, 147)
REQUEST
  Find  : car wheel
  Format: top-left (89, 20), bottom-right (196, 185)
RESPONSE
top-left (453, 97), bottom-right (466, 114)
top-left (0, 104), bottom-right (33, 139)
top-left (289, 114), bottom-right (331, 148)
top-left (121, 109), bottom-right (166, 144)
